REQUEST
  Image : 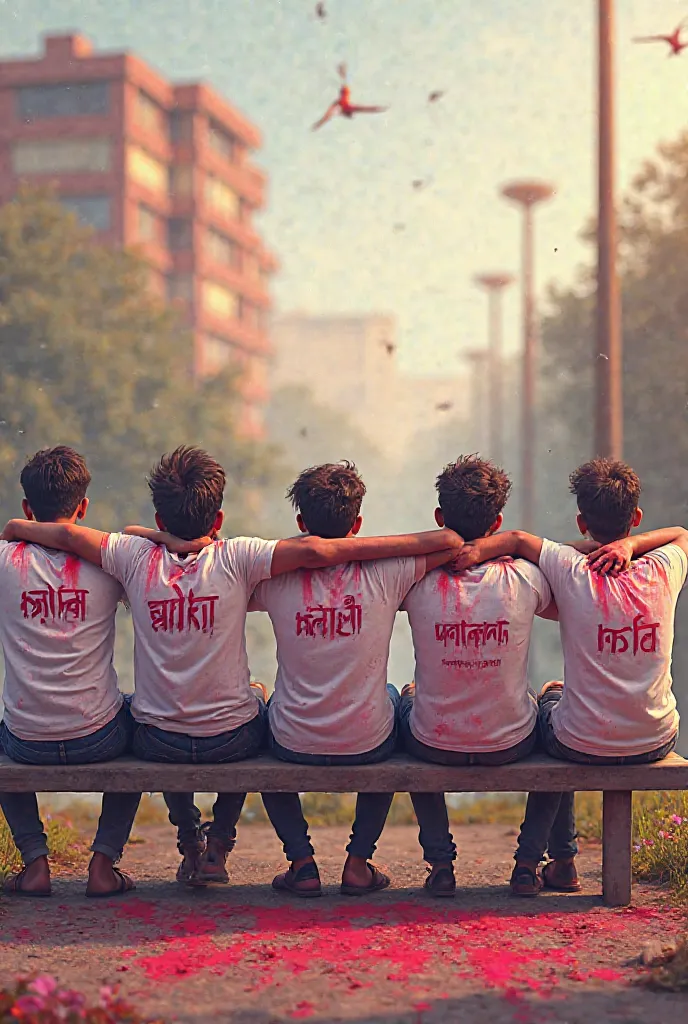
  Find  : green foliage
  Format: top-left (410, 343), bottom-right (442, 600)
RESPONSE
top-left (0, 186), bottom-right (277, 535)
top-left (0, 810), bottom-right (88, 882)
top-left (632, 791), bottom-right (688, 899)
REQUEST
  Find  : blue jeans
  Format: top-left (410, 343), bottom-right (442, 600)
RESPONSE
top-left (261, 684), bottom-right (400, 862)
top-left (132, 702), bottom-right (267, 849)
top-left (398, 691), bottom-right (537, 863)
top-left (516, 686), bottom-right (678, 864)
top-left (0, 700), bottom-right (140, 865)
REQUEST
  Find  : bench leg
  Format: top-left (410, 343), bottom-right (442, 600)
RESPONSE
top-left (602, 790), bottom-right (632, 907)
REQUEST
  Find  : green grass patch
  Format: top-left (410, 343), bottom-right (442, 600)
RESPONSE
top-left (0, 811), bottom-right (89, 882)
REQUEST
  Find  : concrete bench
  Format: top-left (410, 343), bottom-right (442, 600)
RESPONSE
top-left (2, 751), bottom-right (687, 907)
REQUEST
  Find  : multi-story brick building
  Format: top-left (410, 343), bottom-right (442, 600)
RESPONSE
top-left (0, 33), bottom-right (277, 435)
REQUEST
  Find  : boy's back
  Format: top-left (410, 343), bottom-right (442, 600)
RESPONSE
top-left (402, 557), bottom-right (551, 751)
top-left (540, 540), bottom-right (687, 755)
top-left (102, 533), bottom-right (276, 735)
top-left (0, 540), bottom-right (122, 741)
top-left (250, 556), bottom-right (424, 754)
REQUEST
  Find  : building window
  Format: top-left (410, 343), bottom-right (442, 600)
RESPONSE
top-left (202, 280), bottom-right (238, 320)
top-left (170, 110), bottom-right (193, 144)
top-left (206, 228), bottom-right (237, 268)
top-left (169, 164), bottom-right (193, 197)
top-left (204, 175), bottom-right (239, 219)
top-left (138, 204), bottom-right (160, 244)
top-left (126, 145), bottom-right (167, 194)
top-left (136, 90), bottom-right (164, 133)
top-left (17, 81), bottom-right (109, 122)
top-left (12, 138), bottom-right (111, 175)
top-left (60, 195), bottom-right (111, 231)
top-left (168, 274), bottom-right (194, 303)
top-left (168, 218), bottom-right (192, 250)
top-left (207, 121), bottom-right (235, 161)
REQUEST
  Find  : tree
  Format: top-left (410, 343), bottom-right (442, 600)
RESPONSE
top-left (0, 187), bottom-right (276, 533)
top-left (537, 130), bottom-right (688, 729)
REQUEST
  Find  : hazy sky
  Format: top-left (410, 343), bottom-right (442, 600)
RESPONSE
top-left (1, 0), bottom-right (686, 375)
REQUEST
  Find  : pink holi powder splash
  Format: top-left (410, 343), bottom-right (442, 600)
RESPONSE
top-left (10, 541), bottom-right (30, 585)
top-left (61, 553), bottom-right (81, 589)
top-left (301, 569), bottom-right (314, 606)
top-left (144, 547), bottom-right (164, 594)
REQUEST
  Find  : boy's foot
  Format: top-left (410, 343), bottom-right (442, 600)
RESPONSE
top-left (176, 837), bottom-right (206, 887)
top-left (2, 856), bottom-right (52, 897)
top-left (195, 837), bottom-right (230, 885)
top-left (401, 682), bottom-right (416, 698)
top-left (424, 863), bottom-right (456, 898)
top-left (250, 681), bottom-right (269, 702)
top-left (542, 858), bottom-right (581, 893)
top-left (85, 853), bottom-right (135, 898)
top-left (340, 856), bottom-right (391, 896)
top-left (272, 857), bottom-right (322, 898)
top-left (510, 862), bottom-right (542, 898)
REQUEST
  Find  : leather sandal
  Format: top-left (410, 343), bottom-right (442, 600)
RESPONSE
top-left (2, 867), bottom-right (52, 898)
top-left (86, 867), bottom-right (136, 899)
top-left (340, 862), bottom-right (391, 896)
top-left (542, 860), bottom-right (582, 893)
top-left (424, 865), bottom-right (456, 898)
top-left (510, 864), bottom-right (542, 898)
top-left (272, 861), bottom-right (322, 898)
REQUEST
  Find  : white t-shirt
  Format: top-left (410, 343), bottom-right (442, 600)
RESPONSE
top-left (0, 540), bottom-right (123, 741)
top-left (402, 558), bottom-right (552, 752)
top-left (102, 534), bottom-right (276, 736)
top-left (249, 557), bottom-right (425, 755)
top-left (540, 540), bottom-right (687, 756)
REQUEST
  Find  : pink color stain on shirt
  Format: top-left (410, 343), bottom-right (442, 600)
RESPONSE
top-left (10, 541), bottom-right (30, 585)
top-left (435, 571), bottom-right (451, 613)
top-left (301, 570), bottom-right (314, 606)
top-left (61, 554), bottom-right (81, 589)
top-left (145, 547), bottom-right (164, 594)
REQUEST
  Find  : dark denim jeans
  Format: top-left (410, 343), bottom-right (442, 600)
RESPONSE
top-left (398, 691), bottom-right (537, 864)
top-left (132, 702), bottom-right (267, 849)
top-left (0, 700), bottom-right (140, 865)
top-left (516, 685), bottom-right (678, 864)
top-left (261, 684), bottom-right (400, 862)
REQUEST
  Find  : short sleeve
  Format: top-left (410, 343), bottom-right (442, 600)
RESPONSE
top-left (223, 537), bottom-right (278, 592)
top-left (101, 533), bottom-right (152, 587)
top-left (513, 559), bottom-right (553, 615)
top-left (538, 538), bottom-right (577, 595)
top-left (645, 544), bottom-right (688, 596)
top-left (377, 556), bottom-right (424, 608)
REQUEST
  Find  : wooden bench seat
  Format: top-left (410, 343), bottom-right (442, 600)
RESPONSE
top-left (2, 751), bottom-right (687, 907)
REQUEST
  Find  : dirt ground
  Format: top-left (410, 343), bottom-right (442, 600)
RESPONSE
top-left (1, 822), bottom-right (686, 1023)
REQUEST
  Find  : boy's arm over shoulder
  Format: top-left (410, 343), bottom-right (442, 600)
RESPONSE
top-left (587, 527), bottom-right (688, 577)
top-left (451, 531), bottom-right (544, 571)
top-left (270, 528), bottom-right (463, 578)
top-left (1, 520), bottom-right (107, 567)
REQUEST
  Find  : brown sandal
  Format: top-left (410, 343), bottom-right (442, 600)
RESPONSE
top-left (86, 867), bottom-right (135, 899)
top-left (542, 860), bottom-right (582, 893)
top-left (510, 864), bottom-right (542, 898)
top-left (340, 863), bottom-right (391, 896)
top-left (2, 867), bottom-right (52, 898)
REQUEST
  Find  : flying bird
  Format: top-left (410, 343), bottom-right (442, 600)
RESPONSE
top-left (311, 63), bottom-right (388, 131)
top-left (436, 401), bottom-right (453, 412)
top-left (428, 90), bottom-right (445, 103)
top-left (315, 2), bottom-right (327, 19)
top-left (634, 19), bottom-right (688, 55)
top-left (412, 179), bottom-right (427, 190)
top-left (299, 427), bottom-right (308, 438)
top-left (382, 341), bottom-right (396, 356)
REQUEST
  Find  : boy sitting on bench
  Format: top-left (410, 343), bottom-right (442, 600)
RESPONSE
top-left (398, 455), bottom-right (556, 897)
top-left (249, 462), bottom-right (462, 897)
top-left (453, 457), bottom-right (687, 897)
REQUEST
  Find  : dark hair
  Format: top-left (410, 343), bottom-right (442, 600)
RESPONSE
top-left (148, 446), bottom-right (226, 540)
top-left (287, 461), bottom-right (366, 538)
top-left (436, 455), bottom-right (512, 541)
top-left (20, 446), bottom-right (91, 522)
top-left (569, 458), bottom-right (641, 542)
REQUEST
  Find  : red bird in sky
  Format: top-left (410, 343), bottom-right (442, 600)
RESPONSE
top-left (311, 63), bottom-right (388, 131)
top-left (634, 19), bottom-right (688, 55)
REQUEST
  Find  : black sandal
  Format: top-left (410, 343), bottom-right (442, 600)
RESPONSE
top-left (340, 862), bottom-right (391, 896)
top-left (2, 867), bottom-right (52, 898)
top-left (424, 866), bottom-right (456, 898)
top-left (86, 867), bottom-right (136, 899)
top-left (272, 861), bottom-right (322, 898)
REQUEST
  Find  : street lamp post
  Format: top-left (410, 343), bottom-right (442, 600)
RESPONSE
top-left (596, 0), bottom-right (622, 458)
top-left (500, 180), bottom-right (555, 532)
top-left (465, 349), bottom-right (491, 453)
top-left (474, 273), bottom-right (514, 465)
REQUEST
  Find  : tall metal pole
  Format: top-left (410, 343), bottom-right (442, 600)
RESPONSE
top-left (501, 181), bottom-right (555, 532)
top-left (596, 0), bottom-right (622, 458)
top-left (474, 273), bottom-right (514, 465)
top-left (466, 349), bottom-right (491, 453)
